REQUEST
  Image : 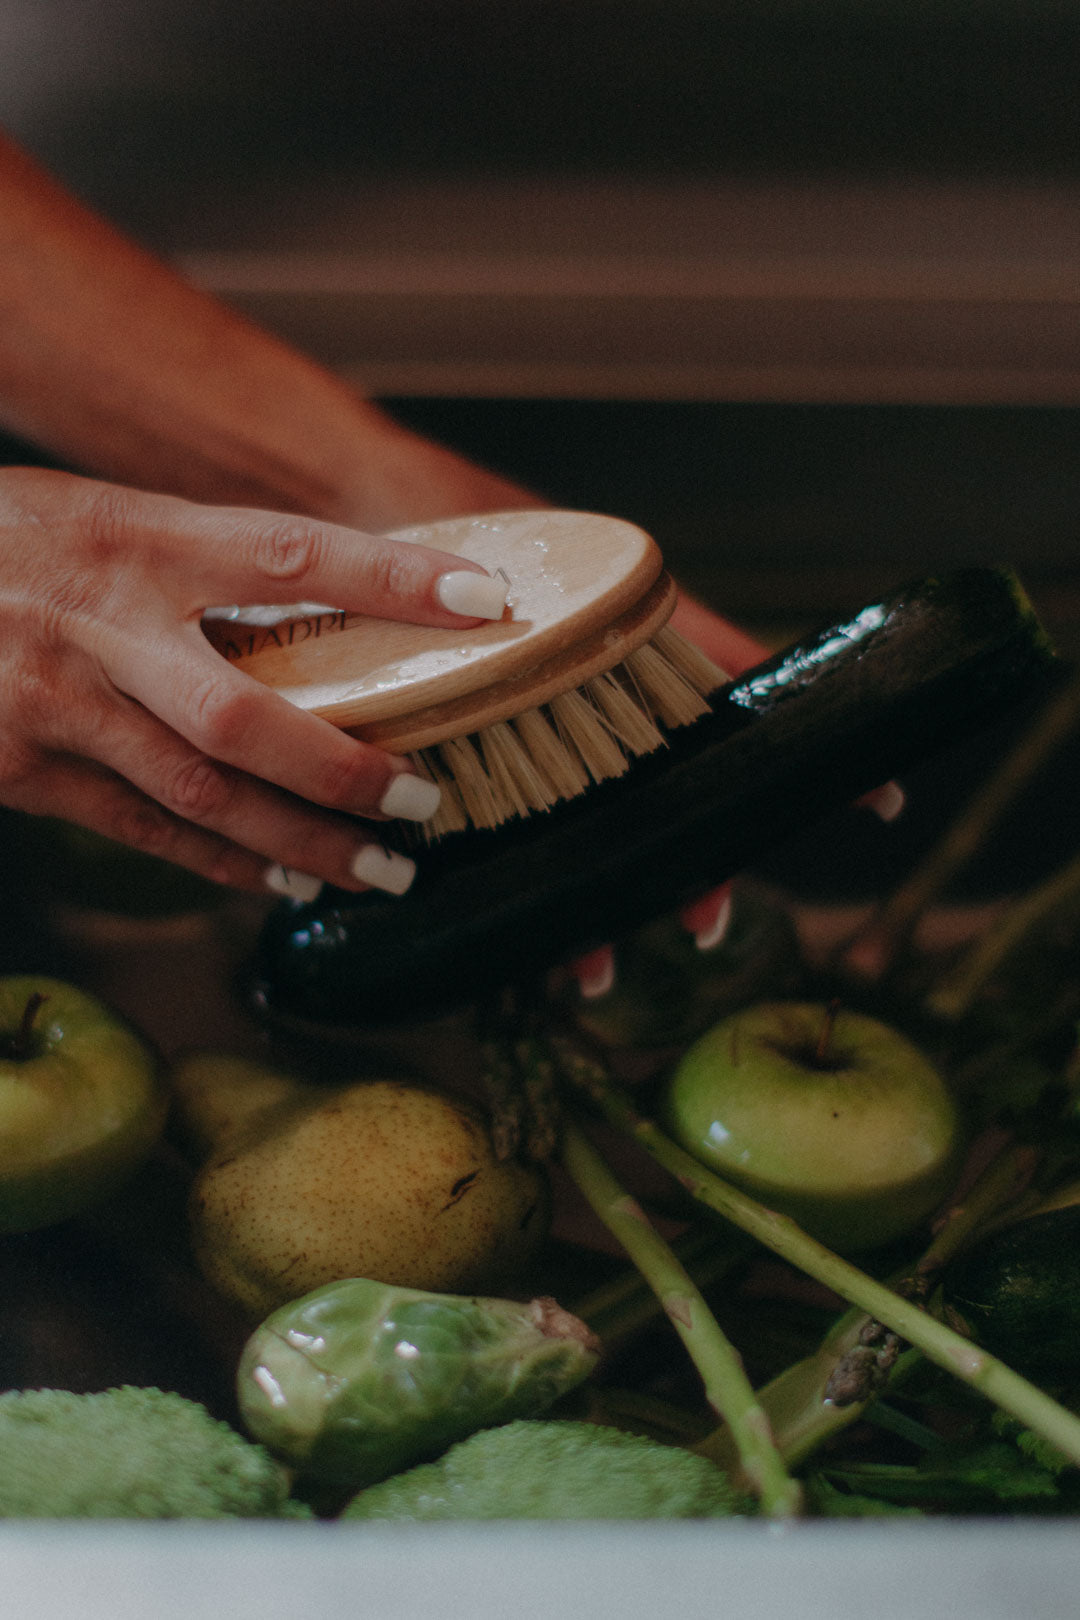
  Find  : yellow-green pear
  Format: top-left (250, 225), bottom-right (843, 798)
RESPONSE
top-left (172, 1053), bottom-right (549, 1319)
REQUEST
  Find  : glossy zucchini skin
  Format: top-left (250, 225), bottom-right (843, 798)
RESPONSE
top-left (253, 568), bottom-right (1056, 1029)
top-left (942, 1204), bottom-right (1080, 1377)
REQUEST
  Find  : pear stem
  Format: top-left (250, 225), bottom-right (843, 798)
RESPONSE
top-left (560, 1114), bottom-right (803, 1519)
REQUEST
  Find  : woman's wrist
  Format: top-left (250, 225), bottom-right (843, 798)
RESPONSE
top-left (330, 409), bottom-right (547, 533)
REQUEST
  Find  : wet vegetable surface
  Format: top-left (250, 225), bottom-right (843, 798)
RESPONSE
top-left (7, 563), bottom-right (1080, 1536)
top-left (253, 568), bottom-right (1056, 1028)
top-left (942, 1203), bottom-right (1080, 1378)
top-left (238, 1279), bottom-right (599, 1490)
top-left (660, 1002), bottom-right (961, 1252)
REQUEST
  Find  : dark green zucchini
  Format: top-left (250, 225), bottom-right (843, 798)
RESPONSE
top-left (252, 568), bottom-right (1057, 1030)
top-left (942, 1202), bottom-right (1080, 1378)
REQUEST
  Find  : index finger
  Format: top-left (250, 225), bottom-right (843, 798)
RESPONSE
top-left (127, 491), bottom-right (510, 626)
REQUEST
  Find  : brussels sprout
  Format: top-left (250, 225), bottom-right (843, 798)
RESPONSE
top-left (237, 1278), bottom-right (600, 1489)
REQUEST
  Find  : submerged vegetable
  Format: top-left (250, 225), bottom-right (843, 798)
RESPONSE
top-left (0, 975), bottom-right (165, 1234)
top-left (176, 1056), bottom-right (550, 1318)
top-left (253, 568), bottom-right (1055, 1029)
top-left (660, 1002), bottom-right (962, 1252)
top-left (0, 1386), bottom-right (305, 1519)
top-left (342, 1419), bottom-right (746, 1520)
top-left (942, 1198), bottom-right (1080, 1378)
top-left (237, 1279), bottom-right (600, 1489)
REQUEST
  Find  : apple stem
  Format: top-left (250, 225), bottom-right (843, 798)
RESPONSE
top-left (552, 1036), bottom-right (1080, 1474)
top-left (6, 991), bottom-right (46, 1061)
top-left (814, 999), bottom-right (841, 1066)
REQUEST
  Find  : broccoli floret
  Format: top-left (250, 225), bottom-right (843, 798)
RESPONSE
top-left (342, 1420), bottom-right (748, 1521)
top-left (0, 1386), bottom-right (310, 1518)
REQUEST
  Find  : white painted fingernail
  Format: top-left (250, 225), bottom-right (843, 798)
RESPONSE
top-left (379, 771), bottom-right (442, 821)
top-left (582, 952), bottom-right (615, 991)
top-left (264, 865), bottom-right (322, 902)
top-left (436, 569), bottom-right (508, 619)
top-left (577, 951), bottom-right (616, 1000)
top-left (351, 843), bottom-right (416, 895)
top-left (695, 892), bottom-right (733, 952)
top-left (864, 781), bottom-right (906, 823)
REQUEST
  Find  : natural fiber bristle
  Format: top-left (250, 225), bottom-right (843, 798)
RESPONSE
top-left (409, 626), bottom-right (727, 840)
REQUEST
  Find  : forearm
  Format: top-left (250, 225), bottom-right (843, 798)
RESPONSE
top-left (0, 131), bottom-right (761, 671)
top-left (0, 133), bottom-right (534, 530)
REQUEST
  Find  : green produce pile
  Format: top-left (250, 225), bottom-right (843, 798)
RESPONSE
top-left (0, 1386), bottom-right (307, 1519)
top-left (344, 1420), bottom-right (746, 1520)
top-left (6, 674), bottom-right (1080, 1521)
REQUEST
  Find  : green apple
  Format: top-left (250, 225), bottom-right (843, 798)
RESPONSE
top-left (0, 975), bottom-right (167, 1232)
top-left (660, 1001), bottom-right (962, 1252)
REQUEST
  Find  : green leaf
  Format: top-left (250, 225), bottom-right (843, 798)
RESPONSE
top-left (992, 1410), bottom-right (1074, 1476)
top-left (924, 1439), bottom-right (1063, 1504)
top-left (803, 1474), bottom-right (924, 1519)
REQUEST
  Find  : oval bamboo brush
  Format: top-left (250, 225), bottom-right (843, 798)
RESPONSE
top-left (201, 510), bottom-right (727, 838)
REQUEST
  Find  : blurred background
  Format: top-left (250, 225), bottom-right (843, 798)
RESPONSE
top-left (1, 0), bottom-right (1079, 654)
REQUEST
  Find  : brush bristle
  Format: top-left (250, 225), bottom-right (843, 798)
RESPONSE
top-left (408, 626), bottom-right (727, 839)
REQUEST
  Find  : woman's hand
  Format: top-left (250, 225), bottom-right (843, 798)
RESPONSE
top-left (0, 466), bottom-right (509, 899)
top-left (0, 130), bottom-right (900, 933)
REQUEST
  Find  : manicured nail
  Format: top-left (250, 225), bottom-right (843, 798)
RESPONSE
top-left (861, 781), bottom-right (906, 823)
top-left (435, 569), bottom-right (508, 620)
top-left (575, 947), bottom-right (616, 1000)
top-left (694, 891), bottom-right (733, 952)
top-left (379, 770), bottom-right (442, 821)
top-left (351, 843), bottom-right (416, 895)
top-left (264, 865), bottom-right (322, 902)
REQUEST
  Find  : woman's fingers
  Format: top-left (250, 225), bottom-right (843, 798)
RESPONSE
top-left (104, 626), bottom-right (438, 822)
top-left (0, 468), bottom-right (510, 856)
top-left (3, 755), bottom-right (269, 894)
top-left (567, 885), bottom-right (736, 999)
top-left (567, 945), bottom-right (616, 1001)
top-left (42, 694), bottom-right (421, 897)
top-left (858, 781), bottom-right (906, 822)
top-left (86, 479), bottom-right (509, 627)
top-left (44, 472), bottom-right (512, 829)
top-left (678, 884), bottom-right (735, 951)
top-left (12, 747), bottom-right (419, 903)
